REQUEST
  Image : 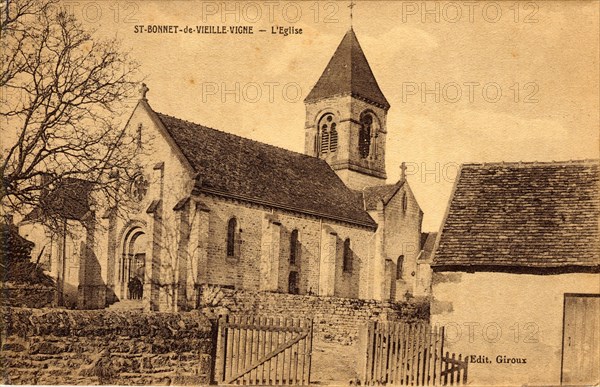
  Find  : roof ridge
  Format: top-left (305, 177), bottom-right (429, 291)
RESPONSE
top-left (463, 159), bottom-right (599, 168)
top-left (150, 108), bottom-right (376, 227)
top-left (154, 111), bottom-right (326, 163)
top-left (432, 159), bottom-right (599, 270)
top-left (361, 182), bottom-right (399, 192)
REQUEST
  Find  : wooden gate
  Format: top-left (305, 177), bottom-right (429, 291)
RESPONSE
top-left (357, 321), bottom-right (468, 386)
top-left (215, 315), bottom-right (313, 385)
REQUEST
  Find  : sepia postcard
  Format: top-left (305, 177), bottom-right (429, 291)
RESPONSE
top-left (1, 0), bottom-right (598, 386)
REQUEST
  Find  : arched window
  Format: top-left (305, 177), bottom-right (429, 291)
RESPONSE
top-left (226, 217), bottom-right (237, 257)
top-left (402, 192), bottom-right (408, 212)
top-left (359, 111), bottom-right (380, 159)
top-left (343, 238), bottom-right (352, 273)
top-left (290, 229), bottom-right (299, 265)
top-left (359, 113), bottom-right (373, 158)
top-left (396, 255), bottom-right (405, 280)
top-left (319, 113), bottom-right (338, 154)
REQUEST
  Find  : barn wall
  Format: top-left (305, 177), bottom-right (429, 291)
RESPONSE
top-left (430, 270), bottom-right (600, 386)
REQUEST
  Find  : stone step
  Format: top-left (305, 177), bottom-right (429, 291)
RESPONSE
top-left (108, 300), bottom-right (144, 311)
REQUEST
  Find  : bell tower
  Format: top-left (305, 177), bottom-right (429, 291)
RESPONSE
top-left (304, 28), bottom-right (390, 190)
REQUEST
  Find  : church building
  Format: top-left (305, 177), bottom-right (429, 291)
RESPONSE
top-left (19, 29), bottom-right (428, 311)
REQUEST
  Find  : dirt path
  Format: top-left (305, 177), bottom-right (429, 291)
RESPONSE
top-left (310, 339), bottom-right (358, 385)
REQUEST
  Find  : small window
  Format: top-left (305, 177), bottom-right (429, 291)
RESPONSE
top-left (402, 192), bottom-right (408, 212)
top-left (396, 255), bottom-right (404, 280)
top-left (226, 217), bottom-right (237, 257)
top-left (290, 229), bottom-right (299, 265)
top-left (288, 271), bottom-right (299, 294)
top-left (343, 238), bottom-right (352, 273)
top-left (136, 123), bottom-right (143, 148)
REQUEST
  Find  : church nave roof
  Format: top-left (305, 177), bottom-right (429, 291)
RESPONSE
top-left (154, 110), bottom-right (377, 228)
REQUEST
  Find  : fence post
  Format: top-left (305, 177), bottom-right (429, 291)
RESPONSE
top-left (462, 354), bottom-right (469, 385)
top-left (307, 318), bottom-right (314, 385)
top-left (212, 315), bottom-right (224, 384)
top-left (357, 322), bottom-right (368, 384)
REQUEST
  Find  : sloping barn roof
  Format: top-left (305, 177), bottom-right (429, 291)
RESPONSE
top-left (432, 160), bottom-right (600, 270)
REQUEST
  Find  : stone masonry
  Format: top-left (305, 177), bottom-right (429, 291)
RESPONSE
top-left (199, 286), bottom-right (429, 345)
top-left (0, 307), bottom-right (213, 385)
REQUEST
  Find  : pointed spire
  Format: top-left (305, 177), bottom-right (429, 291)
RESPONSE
top-left (304, 29), bottom-right (390, 110)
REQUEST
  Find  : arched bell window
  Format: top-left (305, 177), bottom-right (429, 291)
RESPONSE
top-left (318, 113), bottom-right (338, 154)
top-left (359, 111), bottom-right (379, 159)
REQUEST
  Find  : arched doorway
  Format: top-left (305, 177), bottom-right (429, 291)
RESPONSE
top-left (121, 228), bottom-right (146, 300)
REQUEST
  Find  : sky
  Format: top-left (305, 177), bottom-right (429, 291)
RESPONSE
top-left (76, 0), bottom-right (598, 231)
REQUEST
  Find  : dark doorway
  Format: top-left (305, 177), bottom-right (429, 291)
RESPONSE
top-left (288, 271), bottom-right (299, 294)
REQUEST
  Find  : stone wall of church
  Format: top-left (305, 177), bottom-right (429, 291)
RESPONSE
top-left (199, 287), bottom-right (429, 345)
top-left (200, 194), bottom-right (376, 300)
top-left (382, 183), bottom-right (423, 300)
top-left (304, 96), bottom-right (388, 191)
top-left (98, 102), bottom-right (198, 312)
top-left (335, 169), bottom-right (387, 191)
top-left (1, 307), bottom-right (213, 385)
top-left (19, 220), bottom-right (87, 309)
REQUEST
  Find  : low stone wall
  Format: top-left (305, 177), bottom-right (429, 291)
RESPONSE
top-left (199, 286), bottom-right (429, 345)
top-left (0, 307), bottom-right (214, 385)
top-left (1, 283), bottom-right (56, 308)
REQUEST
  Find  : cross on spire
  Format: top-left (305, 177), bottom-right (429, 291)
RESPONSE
top-left (139, 83), bottom-right (149, 101)
top-left (348, 1), bottom-right (356, 26)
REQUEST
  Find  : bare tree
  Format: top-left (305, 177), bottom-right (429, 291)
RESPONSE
top-left (1, 0), bottom-right (142, 230)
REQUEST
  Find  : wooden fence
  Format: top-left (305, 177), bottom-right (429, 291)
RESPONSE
top-left (357, 321), bottom-right (468, 386)
top-left (214, 315), bottom-right (313, 385)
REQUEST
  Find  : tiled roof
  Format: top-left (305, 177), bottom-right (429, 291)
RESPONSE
top-left (359, 181), bottom-right (404, 210)
top-left (422, 232), bottom-right (438, 257)
top-left (304, 28), bottom-right (390, 109)
top-left (433, 160), bottom-right (600, 269)
top-left (418, 232), bottom-right (438, 262)
top-left (154, 111), bottom-right (376, 228)
top-left (23, 178), bottom-right (94, 221)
